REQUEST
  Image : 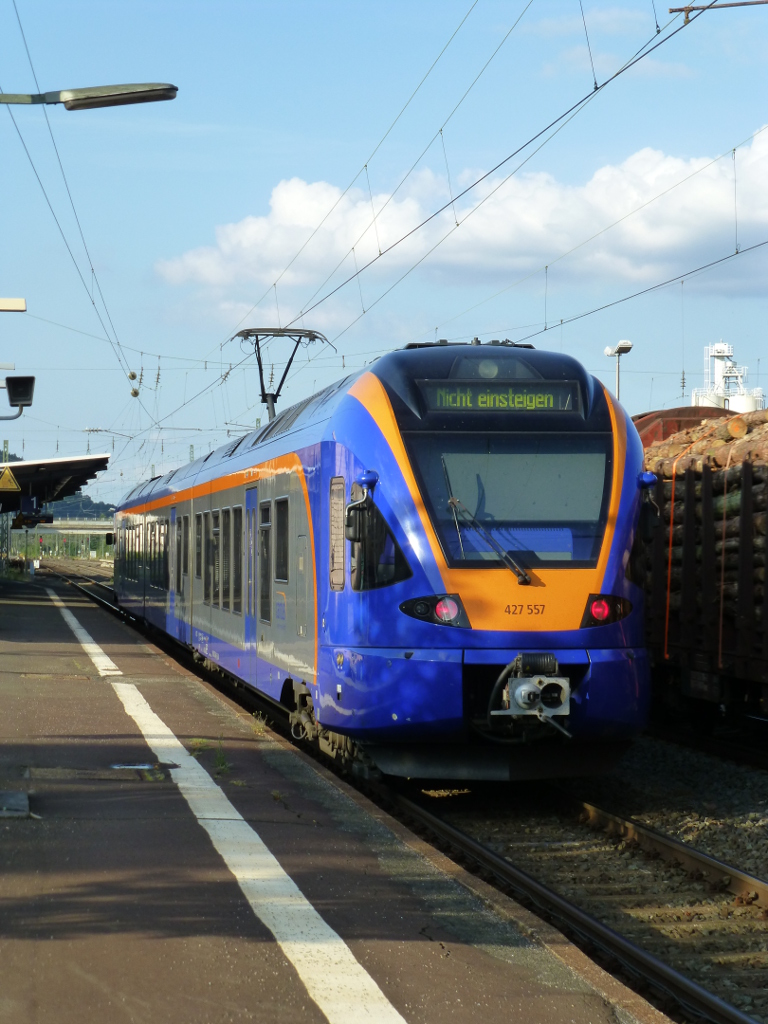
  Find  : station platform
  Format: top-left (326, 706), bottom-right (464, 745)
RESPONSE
top-left (0, 576), bottom-right (669, 1024)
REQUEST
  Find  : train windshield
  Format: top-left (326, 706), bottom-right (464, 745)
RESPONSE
top-left (405, 432), bottom-right (613, 569)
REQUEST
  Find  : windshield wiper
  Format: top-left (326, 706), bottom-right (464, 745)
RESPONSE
top-left (446, 495), bottom-right (531, 586)
top-left (441, 458), bottom-right (466, 560)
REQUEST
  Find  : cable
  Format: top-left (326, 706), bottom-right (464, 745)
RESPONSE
top-left (290, 0), bottom-right (537, 322)
top-left (10, 1), bottom-right (132, 378)
top-left (172, 4), bottom-right (716, 440)
top-left (284, 4), bottom-right (701, 330)
top-left (425, 123), bottom-right (768, 339)
top-left (109, 350), bottom-right (257, 467)
top-left (24, 313), bottom-right (218, 364)
top-left (651, 0), bottom-right (662, 32)
top-left (221, 0), bottom-right (481, 342)
top-left (578, 0), bottom-right (599, 91)
top-left (0, 96), bottom-right (134, 378)
top-left (501, 237), bottom-right (768, 346)
top-left (105, 1), bottom-right (719, 470)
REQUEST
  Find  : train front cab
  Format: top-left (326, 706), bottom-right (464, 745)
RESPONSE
top-left (315, 345), bottom-right (651, 780)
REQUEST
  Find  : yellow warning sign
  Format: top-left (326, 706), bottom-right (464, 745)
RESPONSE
top-left (0, 466), bottom-right (20, 492)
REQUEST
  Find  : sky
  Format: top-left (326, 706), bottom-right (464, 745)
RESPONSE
top-left (1, 0), bottom-right (767, 503)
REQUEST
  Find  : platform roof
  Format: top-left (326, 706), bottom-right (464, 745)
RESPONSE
top-left (0, 453), bottom-right (110, 512)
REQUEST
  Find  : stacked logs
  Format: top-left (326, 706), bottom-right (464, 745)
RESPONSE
top-left (644, 409), bottom-right (768, 477)
top-left (640, 413), bottom-right (768, 629)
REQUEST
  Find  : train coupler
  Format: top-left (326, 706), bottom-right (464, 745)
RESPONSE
top-left (488, 653), bottom-right (572, 737)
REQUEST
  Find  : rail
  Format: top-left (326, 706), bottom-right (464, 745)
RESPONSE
top-left (388, 792), bottom-right (761, 1024)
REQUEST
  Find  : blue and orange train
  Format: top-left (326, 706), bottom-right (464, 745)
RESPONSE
top-left (114, 340), bottom-right (654, 780)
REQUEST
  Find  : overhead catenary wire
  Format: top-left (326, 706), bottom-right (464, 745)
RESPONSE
top-left (500, 237), bottom-right (768, 347)
top-left (283, 4), bottom-right (704, 333)
top-left (578, 0), bottom-right (599, 91)
top-left (112, 1), bottom-right (722, 475)
top-left (651, 0), bottom-right (662, 32)
top-left (289, 0), bottom-right (538, 324)
top-left (423, 122), bottom-right (768, 340)
top-left (0, 96), bottom-right (133, 378)
top-left (10, 1), bottom-right (132, 379)
top-left (732, 148), bottom-right (739, 253)
top-left (220, 0), bottom-right (481, 342)
top-left (440, 129), bottom-right (459, 226)
top-left (139, 0), bottom-right (710, 440)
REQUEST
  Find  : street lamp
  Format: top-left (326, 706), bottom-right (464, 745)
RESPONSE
top-left (0, 376), bottom-right (35, 421)
top-left (0, 83), bottom-right (177, 110)
top-left (604, 339), bottom-right (633, 401)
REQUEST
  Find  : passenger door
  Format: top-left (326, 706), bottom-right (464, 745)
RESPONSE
top-left (245, 487), bottom-right (259, 684)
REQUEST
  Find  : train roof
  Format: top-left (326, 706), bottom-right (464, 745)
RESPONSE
top-left (115, 341), bottom-right (604, 511)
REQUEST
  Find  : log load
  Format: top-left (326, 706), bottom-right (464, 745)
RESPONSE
top-left (639, 418), bottom-right (768, 686)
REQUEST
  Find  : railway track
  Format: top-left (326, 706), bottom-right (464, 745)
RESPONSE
top-left (41, 561), bottom-right (768, 1024)
top-left (406, 788), bottom-right (768, 1024)
top-left (41, 558), bottom-right (116, 600)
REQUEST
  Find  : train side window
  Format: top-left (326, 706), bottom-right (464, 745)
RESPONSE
top-left (182, 515), bottom-right (190, 576)
top-left (349, 483), bottom-right (412, 591)
top-left (195, 513), bottom-right (202, 578)
top-left (222, 508), bottom-right (231, 611)
top-left (175, 514), bottom-right (182, 592)
top-left (259, 503), bottom-right (271, 622)
top-left (329, 477), bottom-right (345, 591)
top-left (275, 498), bottom-right (288, 582)
top-left (212, 511), bottom-right (220, 606)
top-left (232, 506), bottom-right (243, 614)
top-left (203, 512), bottom-right (211, 603)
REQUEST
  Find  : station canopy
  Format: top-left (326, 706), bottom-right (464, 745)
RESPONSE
top-left (0, 453), bottom-right (110, 514)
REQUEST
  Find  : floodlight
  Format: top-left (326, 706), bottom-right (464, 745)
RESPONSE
top-left (604, 340), bottom-right (633, 401)
top-left (6, 376), bottom-right (35, 407)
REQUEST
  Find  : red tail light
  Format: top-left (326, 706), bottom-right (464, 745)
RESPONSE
top-left (400, 594), bottom-right (470, 628)
top-left (435, 597), bottom-right (460, 622)
top-left (580, 594), bottom-right (632, 628)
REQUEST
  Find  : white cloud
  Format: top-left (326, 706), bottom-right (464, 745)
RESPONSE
top-left (541, 45), bottom-right (692, 80)
top-left (157, 130), bottom-right (768, 321)
top-left (526, 7), bottom-right (650, 38)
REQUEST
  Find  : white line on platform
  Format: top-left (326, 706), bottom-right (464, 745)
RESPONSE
top-left (48, 592), bottom-right (406, 1024)
top-left (46, 588), bottom-right (123, 676)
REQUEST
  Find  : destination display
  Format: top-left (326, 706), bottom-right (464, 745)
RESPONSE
top-left (418, 379), bottom-right (581, 413)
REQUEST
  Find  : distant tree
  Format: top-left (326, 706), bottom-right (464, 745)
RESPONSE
top-left (43, 492), bottom-right (116, 520)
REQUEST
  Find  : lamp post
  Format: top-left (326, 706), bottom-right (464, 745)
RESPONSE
top-left (604, 340), bottom-right (633, 401)
top-left (0, 83), bottom-right (177, 110)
